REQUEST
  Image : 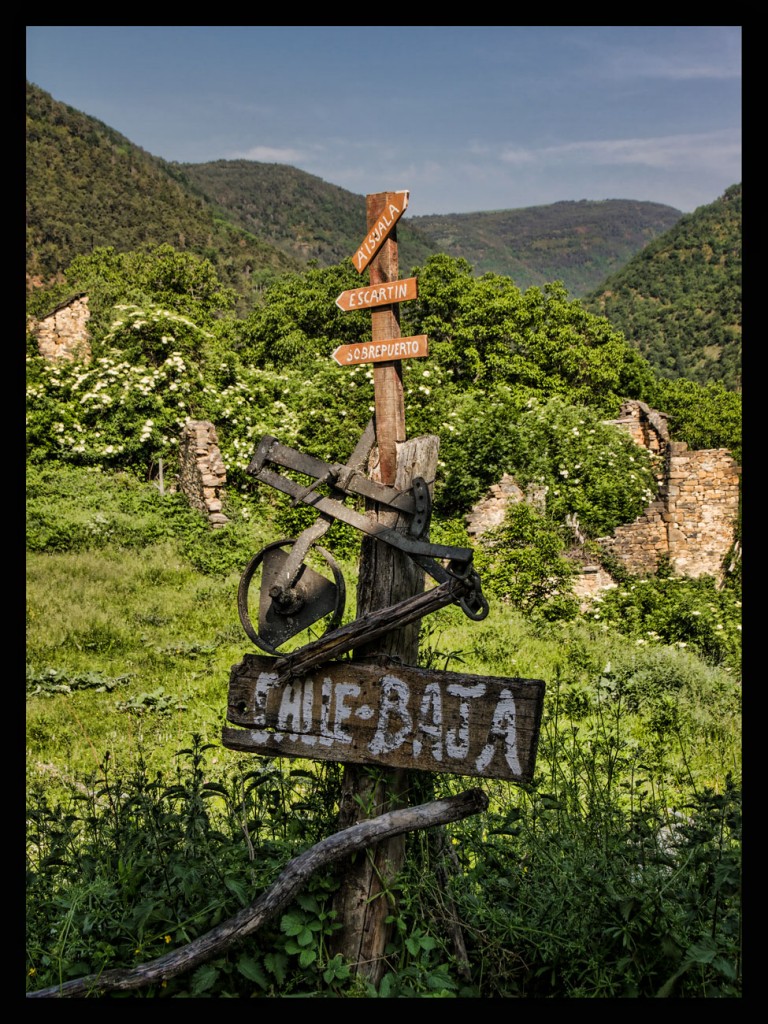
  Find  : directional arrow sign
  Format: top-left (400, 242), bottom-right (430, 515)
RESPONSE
top-left (336, 277), bottom-right (418, 312)
top-left (352, 190), bottom-right (409, 274)
top-left (332, 335), bottom-right (428, 367)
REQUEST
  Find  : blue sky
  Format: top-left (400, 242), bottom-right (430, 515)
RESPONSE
top-left (26, 25), bottom-right (741, 218)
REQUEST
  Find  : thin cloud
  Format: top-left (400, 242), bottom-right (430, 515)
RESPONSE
top-left (500, 131), bottom-right (740, 172)
top-left (231, 145), bottom-right (307, 162)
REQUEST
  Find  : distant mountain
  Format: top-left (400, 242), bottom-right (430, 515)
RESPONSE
top-left (178, 163), bottom-right (682, 297)
top-left (25, 81), bottom-right (301, 311)
top-left (582, 184), bottom-right (742, 391)
top-left (407, 200), bottom-right (683, 296)
top-left (27, 81), bottom-right (687, 312)
top-left (174, 160), bottom-right (438, 272)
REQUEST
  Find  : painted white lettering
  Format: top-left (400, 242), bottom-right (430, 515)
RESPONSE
top-left (277, 682), bottom-right (303, 740)
top-left (445, 683), bottom-right (487, 759)
top-left (368, 675), bottom-right (412, 755)
top-left (251, 671), bottom-right (280, 744)
top-left (413, 682), bottom-right (443, 760)
top-left (301, 679), bottom-right (316, 745)
top-left (319, 677), bottom-right (335, 746)
top-left (333, 683), bottom-right (360, 744)
top-left (475, 689), bottom-right (521, 775)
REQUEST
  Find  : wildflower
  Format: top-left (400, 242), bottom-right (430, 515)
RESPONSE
top-left (164, 935), bottom-right (172, 944)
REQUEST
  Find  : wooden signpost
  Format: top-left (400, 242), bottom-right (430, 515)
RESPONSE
top-left (223, 189), bottom-right (545, 988)
top-left (331, 335), bottom-right (428, 367)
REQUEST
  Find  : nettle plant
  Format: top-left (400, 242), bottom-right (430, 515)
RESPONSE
top-left (589, 569), bottom-right (742, 671)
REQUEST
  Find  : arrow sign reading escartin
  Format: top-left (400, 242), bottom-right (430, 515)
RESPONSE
top-left (331, 335), bottom-right (428, 367)
top-left (336, 277), bottom-right (418, 311)
top-left (352, 190), bottom-right (409, 274)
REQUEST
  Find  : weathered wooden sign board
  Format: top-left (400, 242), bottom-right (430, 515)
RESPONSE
top-left (352, 190), bottom-right (409, 273)
top-left (331, 335), bottom-right (428, 367)
top-left (223, 654), bottom-right (545, 783)
top-left (336, 277), bottom-right (418, 311)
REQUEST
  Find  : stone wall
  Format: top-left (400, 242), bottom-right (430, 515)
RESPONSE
top-left (466, 401), bottom-right (741, 595)
top-left (28, 293), bottom-right (92, 363)
top-left (600, 404), bottom-right (741, 581)
top-left (177, 420), bottom-right (230, 529)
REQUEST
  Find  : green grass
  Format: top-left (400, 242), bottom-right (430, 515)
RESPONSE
top-left (25, 466), bottom-right (742, 997)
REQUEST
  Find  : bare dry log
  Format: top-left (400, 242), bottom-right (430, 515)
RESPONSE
top-left (27, 787), bottom-right (488, 999)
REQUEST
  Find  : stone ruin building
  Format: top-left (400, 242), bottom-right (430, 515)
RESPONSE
top-left (27, 292), bottom-right (93, 363)
top-left (28, 298), bottom-right (741, 560)
top-left (466, 401), bottom-right (741, 603)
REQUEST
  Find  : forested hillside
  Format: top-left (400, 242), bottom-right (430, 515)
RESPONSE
top-left (27, 80), bottom-right (681, 309)
top-left (175, 159), bottom-right (438, 272)
top-left (25, 82), bottom-right (301, 311)
top-left (582, 184), bottom-right (742, 391)
top-left (408, 200), bottom-right (683, 296)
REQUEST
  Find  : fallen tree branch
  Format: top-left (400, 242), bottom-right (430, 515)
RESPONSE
top-left (27, 787), bottom-right (488, 998)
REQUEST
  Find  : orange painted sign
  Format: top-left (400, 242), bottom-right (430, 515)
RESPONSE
top-left (352, 190), bottom-right (409, 273)
top-left (331, 335), bottom-right (428, 367)
top-left (336, 277), bottom-right (417, 312)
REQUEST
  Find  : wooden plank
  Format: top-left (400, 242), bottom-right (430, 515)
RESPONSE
top-left (351, 190), bottom-right (409, 274)
top-left (367, 192), bottom-right (405, 485)
top-left (335, 277), bottom-right (418, 311)
top-left (331, 335), bottom-right (428, 366)
top-left (223, 655), bottom-right (545, 783)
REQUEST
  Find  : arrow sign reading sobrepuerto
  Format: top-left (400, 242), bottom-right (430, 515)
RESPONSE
top-left (332, 335), bottom-right (428, 367)
top-left (352, 190), bottom-right (409, 274)
top-left (336, 276), bottom-right (418, 312)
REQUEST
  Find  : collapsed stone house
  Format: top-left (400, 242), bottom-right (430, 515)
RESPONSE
top-left (27, 292), bottom-right (93, 363)
top-left (466, 401), bottom-right (741, 603)
top-left (28, 294), bottom-right (229, 529)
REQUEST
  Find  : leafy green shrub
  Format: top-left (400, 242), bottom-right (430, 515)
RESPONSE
top-left (591, 571), bottom-right (741, 671)
top-left (507, 395), bottom-right (660, 536)
top-left (26, 463), bottom-right (210, 553)
top-left (475, 503), bottom-right (579, 619)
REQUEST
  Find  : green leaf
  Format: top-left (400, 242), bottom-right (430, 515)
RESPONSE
top-left (190, 963), bottom-right (219, 995)
top-left (237, 955), bottom-right (268, 988)
top-left (299, 948), bottom-right (317, 968)
top-left (264, 952), bottom-right (288, 985)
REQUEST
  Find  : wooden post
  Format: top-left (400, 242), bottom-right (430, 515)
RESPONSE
top-left (330, 193), bottom-right (438, 986)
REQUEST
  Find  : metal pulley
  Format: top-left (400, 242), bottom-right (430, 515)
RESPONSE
top-left (237, 538), bottom-right (346, 656)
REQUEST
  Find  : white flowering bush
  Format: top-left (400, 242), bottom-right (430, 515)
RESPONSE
top-left (103, 303), bottom-right (214, 367)
top-left (507, 396), bottom-right (661, 536)
top-left (26, 349), bottom-right (205, 475)
top-left (592, 569), bottom-right (741, 672)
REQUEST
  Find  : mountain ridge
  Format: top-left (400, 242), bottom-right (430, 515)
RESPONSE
top-left (27, 80), bottom-right (683, 302)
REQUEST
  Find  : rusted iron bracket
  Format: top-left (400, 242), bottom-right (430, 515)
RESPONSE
top-left (239, 427), bottom-right (489, 652)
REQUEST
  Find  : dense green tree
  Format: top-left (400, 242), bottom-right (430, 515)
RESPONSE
top-left (403, 255), bottom-right (652, 414)
top-left (582, 185), bottom-right (741, 390)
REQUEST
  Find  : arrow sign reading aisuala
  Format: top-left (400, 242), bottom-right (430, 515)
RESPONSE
top-left (352, 190), bottom-right (409, 274)
top-left (332, 336), bottom-right (428, 367)
top-left (336, 277), bottom-right (418, 312)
